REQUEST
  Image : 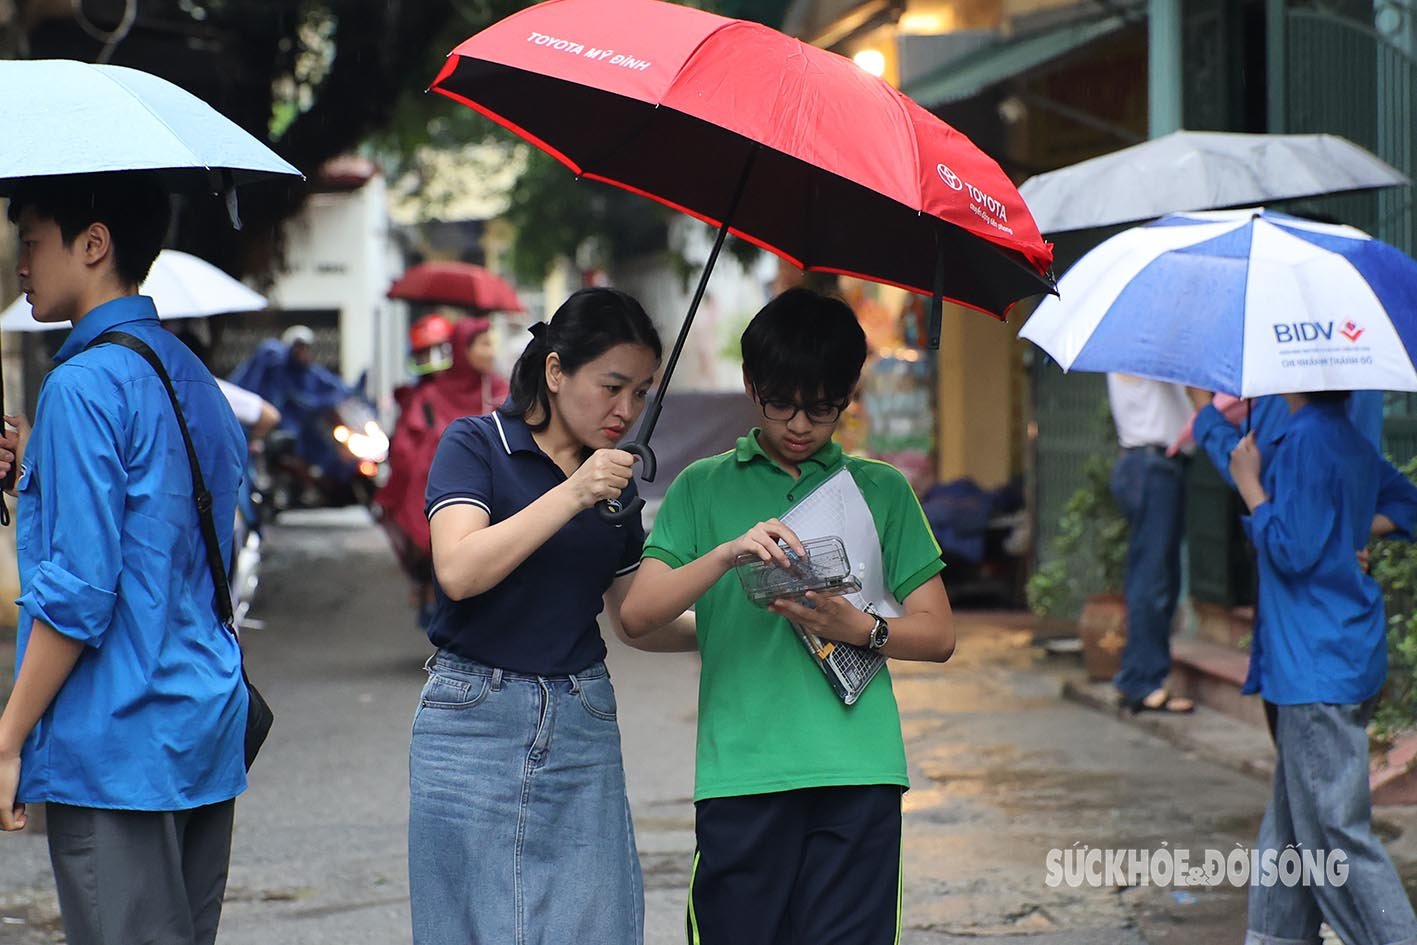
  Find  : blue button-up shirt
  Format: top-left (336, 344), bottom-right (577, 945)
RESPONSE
top-left (15, 296), bottom-right (249, 810)
top-left (1240, 402), bottom-right (1417, 704)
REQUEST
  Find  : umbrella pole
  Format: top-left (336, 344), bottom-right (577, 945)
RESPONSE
top-left (636, 145), bottom-right (760, 452)
top-left (0, 335), bottom-right (9, 526)
top-left (596, 146), bottom-right (759, 524)
top-left (929, 229), bottom-right (945, 350)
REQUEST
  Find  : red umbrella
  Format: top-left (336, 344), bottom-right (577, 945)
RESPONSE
top-left (388, 261), bottom-right (526, 313)
top-left (431, 0), bottom-right (1055, 520)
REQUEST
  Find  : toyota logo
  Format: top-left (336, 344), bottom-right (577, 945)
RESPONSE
top-left (936, 163), bottom-right (963, 190)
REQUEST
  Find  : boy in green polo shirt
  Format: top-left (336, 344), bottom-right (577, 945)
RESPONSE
top-left (621, 287), bottom-right (956, 945)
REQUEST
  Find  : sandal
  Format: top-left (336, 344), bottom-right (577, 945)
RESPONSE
top-left (1118, 689), bottom-right (1195, 715)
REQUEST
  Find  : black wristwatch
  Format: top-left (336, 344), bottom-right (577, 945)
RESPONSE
top-left (864, 604), bottom-right (889, 651)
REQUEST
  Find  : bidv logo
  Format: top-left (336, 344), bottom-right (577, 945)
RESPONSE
top-left (1273, 321), bottom-right (1365, 344)
top-left (936, 163), bottom-right (963, 190)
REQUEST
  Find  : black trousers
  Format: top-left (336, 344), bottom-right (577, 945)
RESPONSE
top-left (46, 800), bottom-right (236, 945)
top-left (688, 785), bottom-right (903, 945)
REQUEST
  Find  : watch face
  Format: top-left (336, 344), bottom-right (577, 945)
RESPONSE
top-left (871, 618), bottom-right (888, 649)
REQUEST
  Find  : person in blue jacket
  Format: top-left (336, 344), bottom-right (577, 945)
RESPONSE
top-left (228, 325), bottom-right (351, 479)
top-left (0, 173), bottom-right (248, 945)
top-left (1228, 389), bottom-right (1417, 945)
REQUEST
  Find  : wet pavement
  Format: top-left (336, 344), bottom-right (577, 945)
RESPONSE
top-left (1, 509), bottom-right (1413, 943)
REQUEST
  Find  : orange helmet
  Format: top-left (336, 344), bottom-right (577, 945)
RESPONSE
top-left (409, 314), bottom-right (454, 376)
top-left (409, 314), bottom-right (454, 350)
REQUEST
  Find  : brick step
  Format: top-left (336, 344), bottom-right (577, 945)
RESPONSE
top-left (1168, 638), bottom-right (1417, 806)
top-left (1170, 638), bottom-right (1267, 728)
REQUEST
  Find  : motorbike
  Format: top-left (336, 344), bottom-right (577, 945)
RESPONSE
top-left (257, 396), bottom-right (391, 517)
top-left (230, 469), bottom-right (265, 630)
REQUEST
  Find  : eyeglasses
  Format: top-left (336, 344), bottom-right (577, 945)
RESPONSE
top-left (754, 386), bottom-right (848, 425)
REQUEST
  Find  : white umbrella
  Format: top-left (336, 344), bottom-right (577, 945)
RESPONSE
top-left (1018, 208), bottom-right (1417, 397)
top-left (1, 250), bottom-right (266, 332)
top-left (1018, 131), bottom-right (1410, 234)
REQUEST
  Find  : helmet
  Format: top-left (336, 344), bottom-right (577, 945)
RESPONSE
top-left (409, 314), bottom-right (454, 350)
top-left (281, 324), bottom-right (316, 348)
top-left (409, 314), bottom-right (454, 376)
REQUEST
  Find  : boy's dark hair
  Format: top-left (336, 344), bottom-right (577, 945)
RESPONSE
top-left (6, 172), bottom-right (171, 287)
top-left (1307, 389), bottom-right (1352, 405)
top-left (741, 288), bottom-right (867, 405)
top-left (501, 287), bottom-right (662, 432)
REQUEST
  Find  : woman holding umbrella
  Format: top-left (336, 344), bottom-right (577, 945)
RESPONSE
top-left (408, 287), bottom-right (695, 945)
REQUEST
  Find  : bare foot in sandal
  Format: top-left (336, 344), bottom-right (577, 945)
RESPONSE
top-left (1125, 689), bottom-right (1195, 714)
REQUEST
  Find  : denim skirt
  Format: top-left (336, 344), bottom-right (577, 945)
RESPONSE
top-left (408, 650), bottom-right (644, 945)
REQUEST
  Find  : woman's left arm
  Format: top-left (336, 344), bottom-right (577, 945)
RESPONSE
top-left (603, 573), bottom-right (698, 653)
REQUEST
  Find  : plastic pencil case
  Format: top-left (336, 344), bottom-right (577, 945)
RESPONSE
top-left (734, 536), bottom-right (860, 608)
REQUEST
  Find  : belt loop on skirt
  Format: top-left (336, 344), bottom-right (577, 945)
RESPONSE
top-left (568, 673), bottom-right (581, 695)
top-left (490, 667), bottom-right (504, 691)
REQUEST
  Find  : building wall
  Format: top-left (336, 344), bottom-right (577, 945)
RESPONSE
top-left (268, 176), bottom-right (406, 408)
top-left (935, 302), bottom-right (1017, 487)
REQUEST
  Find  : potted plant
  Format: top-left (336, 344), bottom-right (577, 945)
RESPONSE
top-left (1368, 457), bottom-right (1417, 740)
top-left (1027, 452), bottom-right (1129, 680)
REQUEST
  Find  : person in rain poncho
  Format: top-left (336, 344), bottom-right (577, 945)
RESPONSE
top-left (375, 315), bottom-right (508, 626)
top-left (227, 324), bottom-right (351, 479)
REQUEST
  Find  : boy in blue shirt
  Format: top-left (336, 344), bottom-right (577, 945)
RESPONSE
top-left (1229, 389), bottom-right (1417, 945)
top-left (0, 174), bottom-right (248, 945)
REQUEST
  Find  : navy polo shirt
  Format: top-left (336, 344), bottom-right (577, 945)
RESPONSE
top-left (424, 410), bottom-right (644, 675)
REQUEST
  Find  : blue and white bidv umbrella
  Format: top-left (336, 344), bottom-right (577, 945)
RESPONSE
top-left (1018, 208), bottom-right (1417, 397)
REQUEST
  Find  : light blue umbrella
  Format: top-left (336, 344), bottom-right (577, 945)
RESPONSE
top-left (0, 59), bottom-right (301, 522)
top-left (1018, 208), bottom-right (1417, 397)
top-left (0, 59), bottom-right (301, 217)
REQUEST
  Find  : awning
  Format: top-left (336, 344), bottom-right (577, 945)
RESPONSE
top-left (903, 15), bottom-right (1128, 108)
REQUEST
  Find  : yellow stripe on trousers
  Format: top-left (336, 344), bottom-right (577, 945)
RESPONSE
top-left (895, 816), bottom-right (904, 945)
top-left (687, 849), bottom-right (702, 945)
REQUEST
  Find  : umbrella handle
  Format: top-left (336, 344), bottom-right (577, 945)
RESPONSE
top-left (595, 442), bottom-right (657, 525)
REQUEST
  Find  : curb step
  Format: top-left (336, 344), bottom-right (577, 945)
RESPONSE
top-left (1063, 673), bottom-right (1417, 807)
top-left (1061, 676), bottom-right (1276, 784)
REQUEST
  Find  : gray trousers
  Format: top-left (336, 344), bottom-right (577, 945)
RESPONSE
top-left (1246, 701), bottom-right (1417, 945)
top-left (46, 800), bottom-right (235, 945)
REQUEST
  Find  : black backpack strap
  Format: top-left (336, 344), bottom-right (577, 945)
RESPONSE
top-left (88, 331), bottom-right (234, 629)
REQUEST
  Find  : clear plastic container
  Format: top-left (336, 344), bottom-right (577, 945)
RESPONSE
top-left (734, 536), bottom-right (860, 608)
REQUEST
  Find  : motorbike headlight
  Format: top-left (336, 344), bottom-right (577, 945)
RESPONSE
top-left (333, 424), bottom-right (351, 444)
top-left (345, 423), bottom-right (390, 463)
top-left (364, 421), bottom-right (390, 453)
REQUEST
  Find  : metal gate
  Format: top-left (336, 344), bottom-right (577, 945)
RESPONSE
top-left (1180, 1), bottom-right (1417, 609)
top-left (1280, 0), bottom-right (1417, 465)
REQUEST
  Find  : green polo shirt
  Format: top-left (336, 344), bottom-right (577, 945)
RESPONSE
top-left (644, 429), bottom-right (945, 802)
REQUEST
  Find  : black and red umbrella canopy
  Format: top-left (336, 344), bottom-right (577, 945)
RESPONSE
top-left (431, 0), bottom-right (1054, 318)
